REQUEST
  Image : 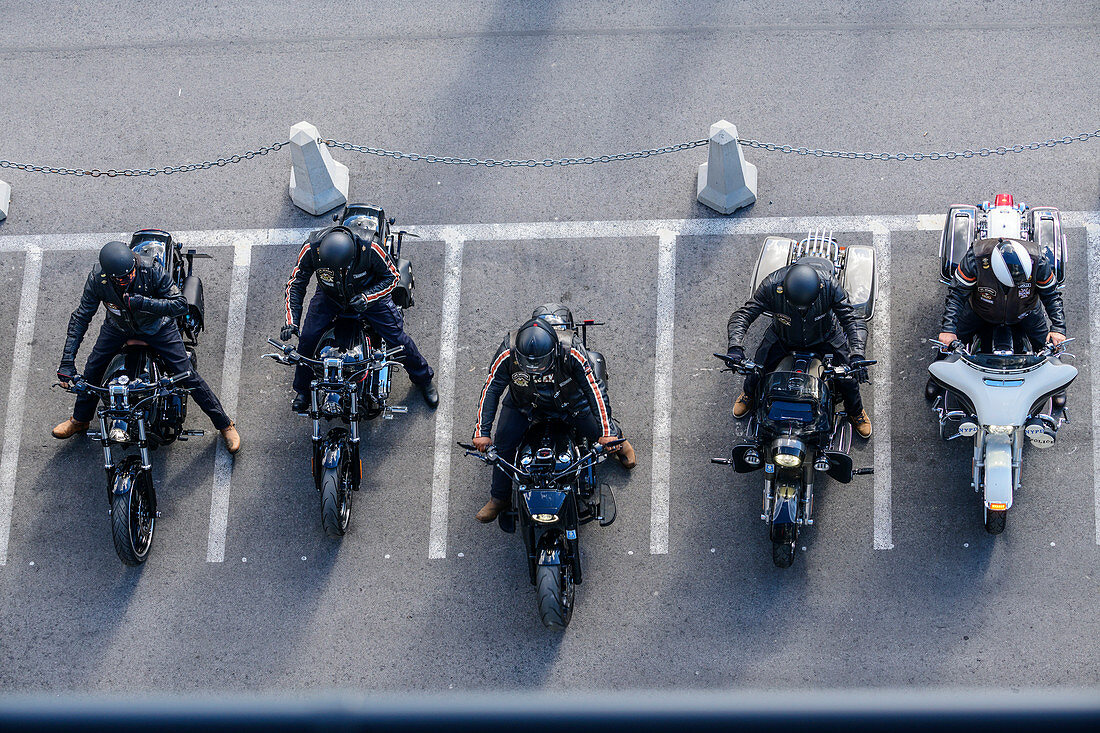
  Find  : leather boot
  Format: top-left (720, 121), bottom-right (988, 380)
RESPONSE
top-left (732, 393), bottom-right (754, 419)
top-left (850, 409), bottom-right (873, 439)
top-left (419, 379), bottom-right (439, 409)
top-left (476, 498), bottom-right (508, 524)
top-left (220, 422), bottom-right (241, 454)
top-left (52, 418), bottom-right (89, 440)
top-left (614, 439), bottom-right (637, 469)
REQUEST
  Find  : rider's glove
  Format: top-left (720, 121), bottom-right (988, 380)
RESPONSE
top-left (125, 293), bottom-right (145, 311)
top-left (349, 293), bottom-right (370, 313)
top-left (280, 323), bottom-right (299, 342)
top-left (726, 346), bottom-right (745, 363)
top-left (851, 353), bottom-right (865, 363)
top-left (57, 362), bottom-right (76, 383)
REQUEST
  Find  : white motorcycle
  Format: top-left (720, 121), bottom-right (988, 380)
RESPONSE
top-left (930, 193), bottom-right (1075, 534)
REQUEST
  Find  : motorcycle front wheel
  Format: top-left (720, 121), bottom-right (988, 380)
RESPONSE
top-left (984, 509), bottom-right (1007, 535)
top-left (110, 471), bottom-right (155, 566)
top-left (535, 563), bottom-right (574, 630)
top-left (320, 461), bottom-right (352, 538)
top-left (770, 523), bottom-right (797, 568)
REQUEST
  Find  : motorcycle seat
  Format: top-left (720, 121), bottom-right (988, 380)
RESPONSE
top-left (126, 339), bottom-right (149, 347)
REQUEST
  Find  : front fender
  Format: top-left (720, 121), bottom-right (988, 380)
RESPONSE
top-left (982, 433), bottom-right (1014, 509)
top-left (322, 438), bottom-right (344, 470)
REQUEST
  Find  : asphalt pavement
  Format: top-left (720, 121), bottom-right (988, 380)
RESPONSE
top-left (0, 1), bottom-right (1098, 694)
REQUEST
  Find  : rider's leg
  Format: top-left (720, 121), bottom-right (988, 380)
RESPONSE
top-left (360, 296), bottom-right (434, 386)
top-left (71, 322), bottom-right (130, 424)
top-left (293, 291), bottom-right (341, 397)
top-left (147, 323), bottom-right (231, 431)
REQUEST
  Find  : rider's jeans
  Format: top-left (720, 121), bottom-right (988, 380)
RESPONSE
top-left (488, 394), bottom-right (623, 502)
top-left (293, 291), bottom-right (434, 396)
top-left (73, 321), bottom-right (231, 430)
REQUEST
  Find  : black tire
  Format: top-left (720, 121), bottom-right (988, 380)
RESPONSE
top-left (985, 509), bottom-right (1007, 535)
top-left (320, 462), bottom-right (352, 538)
top-left (535, 563), bottom-right (574, 630)
top-left (110, 474), bottom-right (154, 566)
top-left (772, 539), bottom-right (796, 568)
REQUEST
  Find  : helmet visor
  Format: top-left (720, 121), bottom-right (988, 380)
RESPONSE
top-left (515, 349), bottom-right (554, 375)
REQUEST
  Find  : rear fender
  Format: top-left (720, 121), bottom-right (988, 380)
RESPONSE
top-left (982, 433), bottom-right (1014, 509)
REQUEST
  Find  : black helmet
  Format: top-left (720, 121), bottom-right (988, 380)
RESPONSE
top-left (99, 241), bottom-right (136, 283)
top-left (530, 302), bottom-right (574, 330)
top-left (514, 318), bottom-right (559, 375)
top-left (782, 263), bottom-right (821, 310)
top-left (318, 227), bottom-right (357, 272)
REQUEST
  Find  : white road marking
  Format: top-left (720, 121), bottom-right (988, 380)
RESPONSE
top-left (428, 230), bottom-right (465, 559)
top-left (0, 247), bottom-right (42, 565)
top-left (917, 214), bottom-right (946, 231)
top-left (650, 228), bottom-right (678, 555)
top-left (206, 236), bottom-right (259, 563)
top-left (870, 225), bottom-right (894, 550)
top-left (1088, 222), bottom-right (1100, 545)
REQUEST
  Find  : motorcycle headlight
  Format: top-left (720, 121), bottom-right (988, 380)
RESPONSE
top-left (987, 424), bottom-right (1015, 435)
top-left (774, 453), bottom-right (802, 468)
top-left (108, 422), bottom-right (130, 443)
top-left (531, 513), bottom-right (559, 524)
top-left (743, 449), bottom-right (761, 466)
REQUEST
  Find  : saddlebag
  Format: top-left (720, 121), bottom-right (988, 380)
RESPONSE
top-left (940, 205), bottom-right (977, 283)
top-left (392, 258), bottom-right (415, 309)
top-left (586, 350), bottom-right (608, 384)
top-left (1028, 207), bottom-right (1066, 287)
top-left (181, 275), bottom-right (205, 334)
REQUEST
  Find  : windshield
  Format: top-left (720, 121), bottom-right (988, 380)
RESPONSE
top-left (132, 239), bottom-right (167, 269)
top-left (960, 352), bottom-right (1046, 372)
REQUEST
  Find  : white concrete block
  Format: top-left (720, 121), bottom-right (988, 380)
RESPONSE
top-left (0, 180), bottom-right (10, 222)
top-left (288, 121), bottom-right (349, 216)
top-left (696, 120), bottom-right (758, 215)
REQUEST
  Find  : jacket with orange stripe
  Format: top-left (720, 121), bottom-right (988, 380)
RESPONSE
top-left (942, 238), bottom-right (1065, 333)
top-left (474, 334), bottom-right (613, 439)
top-left (284, 225), bottom-right (399, 327)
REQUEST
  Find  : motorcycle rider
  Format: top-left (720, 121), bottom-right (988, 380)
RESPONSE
top-left (926, 237), bottom-right (1066, 400)
top-left (471, 304), bottom-right (636, 523)
top-left (727, 261), bottom-right (872, 438)
top-left (282, 221), bottom-right (438, 411)
top-left (53, 241), bottom-right (241, 452)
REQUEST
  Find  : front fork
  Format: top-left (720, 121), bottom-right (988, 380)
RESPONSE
top-left (309, 387), bottom-right (362, 491)
top-left (101, 415), bottom-right (156, 516)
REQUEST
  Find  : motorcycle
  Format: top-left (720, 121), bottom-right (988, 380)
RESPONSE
top-left (57, 230), bottom-right (208, 565)
top-left (458, 432), bottom-right (618, 631)
top-left (713, 232), bottom-right (876, 568)
top-left (927, 338), bottom-right (1076, 534)
top-left (930, 193), bottom-right (1076, 533)
top-left (264, 335), bottom-right (406, 538)
top-left (458, 316), bottom-right (618, 630)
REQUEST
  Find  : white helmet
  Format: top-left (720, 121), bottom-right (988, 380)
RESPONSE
top-left (990, 239), bottom-right (1032, 288)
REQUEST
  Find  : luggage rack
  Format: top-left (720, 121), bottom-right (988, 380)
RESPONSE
top-left (792, 229), bottom-right (846, 274)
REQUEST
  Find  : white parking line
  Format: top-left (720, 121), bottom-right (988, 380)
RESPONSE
top-left (0, 247), bottom-right (42, 565)
top-left (206, 237), bottom-right (257, 563)
top-left (870, 226), bottom-right (894, 550)
top-left (650, 229), bottom-right (678, 555)
top-left (428, 230), bottom-right (465, 559)
top-left (1088, 222), bottom-right (1100, 546)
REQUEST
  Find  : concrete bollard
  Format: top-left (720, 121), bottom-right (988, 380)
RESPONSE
top-left (0, 180), bottom-right (10, 222)
top-left (696, 120), bottom-right (758, 215)
top-left (288, 121), bottom-right (350, 216)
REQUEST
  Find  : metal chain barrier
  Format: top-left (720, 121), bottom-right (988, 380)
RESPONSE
top-left (2, 128), bottom-right (1097, 176)
top-left (0, 140), bottom-right (287, 177)
top-left (319, 138), bottom-right (709, 166)
top-left (736, 129), bottom-right (1100, 161)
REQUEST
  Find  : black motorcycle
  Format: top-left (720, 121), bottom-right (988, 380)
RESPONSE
top-left (264, 335), bottom-right (406, 537)
top-left (58, 230), bottom-right (207, 565)
top-left (713, 352), bottom-right (874, 568)
top-left (459, 431), bottom-right (617, 630)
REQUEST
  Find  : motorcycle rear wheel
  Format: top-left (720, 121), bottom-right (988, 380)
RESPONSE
top-left (535, 563), bottom-right (574, 630)
top-left (984, 509), bottom-right (1007, 535)
top-left (320, 461), bottom-right (352, 538)
top-left (110, 475), bottom-right (155, 566)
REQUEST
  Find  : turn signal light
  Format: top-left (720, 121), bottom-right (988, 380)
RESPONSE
top-left (988, 502), bottom-right (1007, 511)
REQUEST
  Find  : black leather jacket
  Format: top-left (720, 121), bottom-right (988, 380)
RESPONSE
top-left (62, 258), bottom-right (187, 366)
top-left (284, 225), bottom-right (399, 327)
top-left (474, 332), bottom-right (613, 439)
top-left (727, 261), bottom-right (868, 356)
top-left (941, 239), bottom-right (1066, 334)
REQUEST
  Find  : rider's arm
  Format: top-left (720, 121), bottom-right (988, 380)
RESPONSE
top-left (474, 342), bottom-right (512, 439)
top-left (568, 347), bottom-right (613, 439)
top-left (361, 239), bottom-right (400, 304)
top-left (726, 279), bottom-right (771, 352)
top-left (941, 249), bottom-right (978, 333)
top-left (133, 265), bottom-right (187, 317)
top-left (284, 240), bottom-right (317, 327)
top-left (62, 272), bottom-right (102, 365)
top-left (830, 280), bottom-right (868, 357)
top-left (1034, 257), bottom-right (1066, 334)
